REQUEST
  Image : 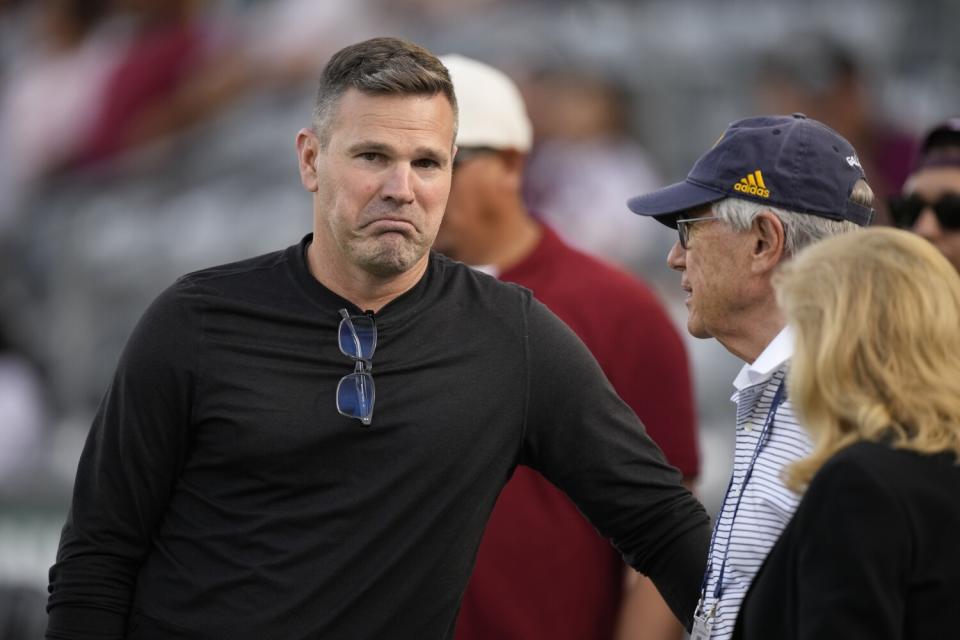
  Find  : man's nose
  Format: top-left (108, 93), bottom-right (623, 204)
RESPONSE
top-left (667, 240), bottom-right (686, 271)
top-left (912, 207), bottom-right (942, 240)
top-left (382, 164), bottom-right (415, 204)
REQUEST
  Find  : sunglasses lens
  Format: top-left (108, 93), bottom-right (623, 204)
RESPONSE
top-left (339, 315), bottom-right (377, 359)
top-left (337, 372), bottom-right (375, 424)
top-left (889, 195), bottom-right (923, 229)
top-left (935, 194), bottom-right (960, 230)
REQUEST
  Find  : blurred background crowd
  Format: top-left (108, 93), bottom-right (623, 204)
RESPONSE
top-left (0, 0), bottom-right (957, 634)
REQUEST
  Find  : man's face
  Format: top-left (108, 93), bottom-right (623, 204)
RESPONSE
top-left (667, 207), bottom-right (755, 340)
top-left (434, 149), bottom-right (504, 265)
top-left (298, 89), bottom-right (456, 277)
top-left (902, 166), bottom-right (960, 272)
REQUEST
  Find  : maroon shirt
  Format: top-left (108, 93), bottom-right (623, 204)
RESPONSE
top-left (456, 225), bottom-right (700, 640)
top-left (75, 21), bottom-right (206, 166)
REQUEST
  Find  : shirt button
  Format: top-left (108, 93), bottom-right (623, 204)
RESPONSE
top-left (744, 423), bottom-right (753, 433)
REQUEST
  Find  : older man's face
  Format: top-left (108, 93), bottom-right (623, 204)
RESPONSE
top-left (667, 207), bottom-right (756, 341)
top-left (902, 166), bottom-right (960, 272)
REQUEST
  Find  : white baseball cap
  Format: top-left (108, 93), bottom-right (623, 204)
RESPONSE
top-left (440, 54), bottom-right (533, 152)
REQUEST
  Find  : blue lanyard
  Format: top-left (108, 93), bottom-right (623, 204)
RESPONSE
top-left (698, 378), bottom-right (787, 609)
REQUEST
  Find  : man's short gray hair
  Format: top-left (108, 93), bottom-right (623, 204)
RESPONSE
top-left (311, 37), bottom-right (458, 148)
top-left (712, 178), bottom-right (874, 256)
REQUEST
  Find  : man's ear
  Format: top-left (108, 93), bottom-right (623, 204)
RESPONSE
top-left (296, 128), bottom-right (321, 193)
top-left (751, 210), bottom-right (787, 274)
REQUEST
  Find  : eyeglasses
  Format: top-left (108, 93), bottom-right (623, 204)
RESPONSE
top-left (336, 309), bottom-right (376, 426)
top-left (676, 215), bottom-right (720, 249)
top-left (452, 146), bottom-right (500, 169)
top-left (889, 193), bottom-right (960, 230)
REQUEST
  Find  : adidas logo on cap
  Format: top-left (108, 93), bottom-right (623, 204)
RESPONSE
top-left (733, 170), bottom-right (770, 198)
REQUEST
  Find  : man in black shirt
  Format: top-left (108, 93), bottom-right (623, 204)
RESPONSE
top-left (46, 37), bottom-right (709, 640)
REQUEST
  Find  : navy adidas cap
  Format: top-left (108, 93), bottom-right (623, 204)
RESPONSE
top-left (627, 113), bottom-right (874, 228)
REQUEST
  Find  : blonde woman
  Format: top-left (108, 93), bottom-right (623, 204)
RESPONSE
top-left (734, 227), bottom-right (960, 639)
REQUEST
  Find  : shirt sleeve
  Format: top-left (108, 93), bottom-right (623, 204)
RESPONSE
top-left (46, 282), bottom-right (199, 639)
top-left (792, 452), bottom-right (910, 640)
top-left (520, 297), bottom-right (710, 629)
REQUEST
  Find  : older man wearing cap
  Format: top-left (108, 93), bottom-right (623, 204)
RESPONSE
top-left (891, 117), bottom-right (960, 272)
top-left (435, 55), bottom-right (700, 640)
top-left (627, 114), bottom-right (874, 640)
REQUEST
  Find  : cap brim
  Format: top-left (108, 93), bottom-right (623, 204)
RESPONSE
top-left (627, 180), bottom-right (726, 228)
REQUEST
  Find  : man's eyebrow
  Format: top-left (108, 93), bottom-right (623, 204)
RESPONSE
top-left (346, 141), bottom-right (393, 155)
top-left (346, 142), bottom-right (448, 164)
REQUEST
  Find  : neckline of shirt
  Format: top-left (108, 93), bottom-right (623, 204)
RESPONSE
top-left (731, 326), bottom-right (794, 395)
top-left (286, 233), bottom-right (441, 326)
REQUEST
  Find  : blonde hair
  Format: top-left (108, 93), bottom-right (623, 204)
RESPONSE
top-left (775, 227), bottom-right (960, 492)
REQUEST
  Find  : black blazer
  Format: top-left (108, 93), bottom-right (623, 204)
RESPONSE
top-left (734, 440), bottom-right (960, 640)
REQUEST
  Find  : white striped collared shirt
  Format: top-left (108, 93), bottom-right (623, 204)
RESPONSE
top-left (699, 327), bottom-right (812, 640)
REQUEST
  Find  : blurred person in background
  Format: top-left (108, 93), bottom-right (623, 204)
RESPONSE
top-left (0, 0), bottom-right (116, 220)
top-left (70, 0), bottom-right (213, 166)
top-left (628, 113), bottom-right (873, 640)
top-left (0, 0), bottom-right (240, 223)
top-left (72, 0), bottom-right (383, 169)
top-left (434, 54), bottom-right (699, 640)
top-left (890, 117), bottom-right (960, 272)
top-left (0, 0), bottom-right (373, 220)
top-left (46, 37), bottom-right (709, 639)
top-left (521, 65), bottom-right (671, 273)
top-left (756, 35), bottom-right (916, 225)
top-left (735, 227), bottom-right (960, 639)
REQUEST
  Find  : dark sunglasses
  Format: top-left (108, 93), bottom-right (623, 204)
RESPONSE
top-left (452, 146), bottom-right (500, 169)
top-left (336, 309), bottom-right (376, 426)
top-left (889, 193), bottom-right (960, 230)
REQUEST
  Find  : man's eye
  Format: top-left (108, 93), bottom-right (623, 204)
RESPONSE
top-left (414, 158), bottom-right (441, 169)
top-left (359, 152), bottom-right (383, 162)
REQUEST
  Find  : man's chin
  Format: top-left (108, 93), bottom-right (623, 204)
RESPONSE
top-left (686, 319), bottom-right (713, 340)
top-left (356, 242), bottom-right (427, 277)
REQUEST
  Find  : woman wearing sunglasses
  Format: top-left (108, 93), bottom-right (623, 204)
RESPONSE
top-left (733, 227), bottom-right (960, 639)
top-left (890, 117), bottom-right (960, 272)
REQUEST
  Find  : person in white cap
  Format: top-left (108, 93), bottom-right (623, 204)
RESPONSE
top-left (436, 54), bottom-right (700, 640)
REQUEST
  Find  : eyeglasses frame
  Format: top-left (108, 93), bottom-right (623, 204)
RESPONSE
top-left (336, 309), bottom-right (376, 426)
top-left (675, 214), bottom-right (720, 250)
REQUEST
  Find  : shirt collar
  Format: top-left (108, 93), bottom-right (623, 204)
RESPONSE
top-left (732, 325), bottom-right (794, 392)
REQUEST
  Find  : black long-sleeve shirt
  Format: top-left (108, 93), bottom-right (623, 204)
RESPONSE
top-left (47, 235), bottom-right (709, 639)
